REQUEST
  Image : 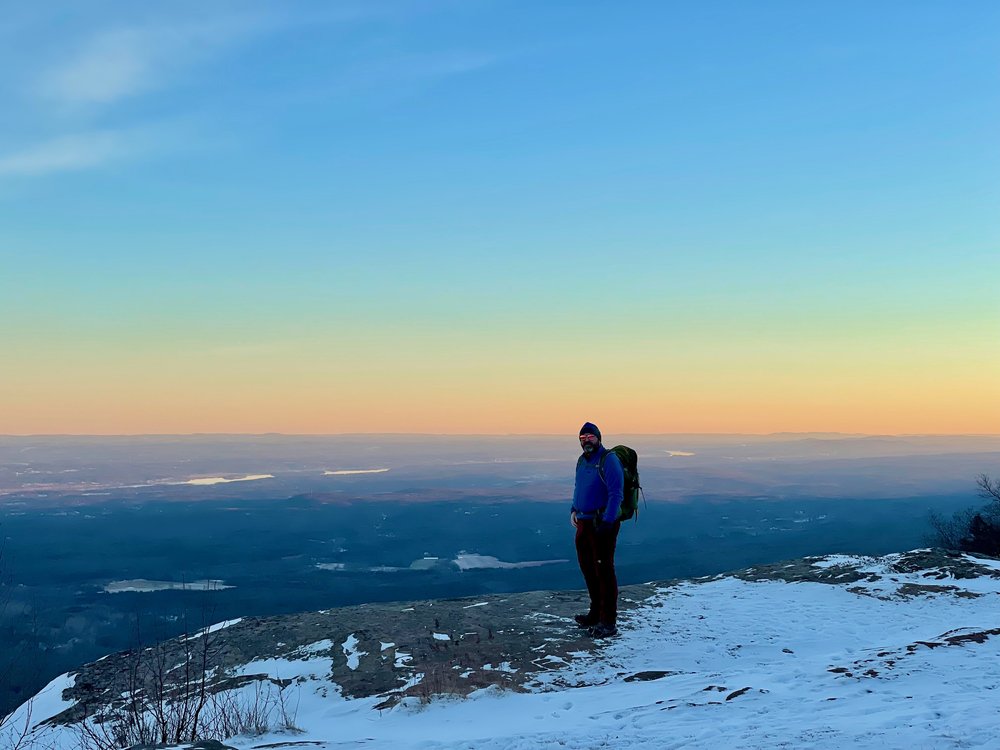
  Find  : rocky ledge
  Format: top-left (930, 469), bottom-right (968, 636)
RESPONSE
top-left (30, 548), bottom-right (1000, 735)
top-left (47, 582), bottom-right (659, 724)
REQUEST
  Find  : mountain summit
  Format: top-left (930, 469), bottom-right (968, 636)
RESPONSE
top-left (7, 549), bottom-right (1000, 750)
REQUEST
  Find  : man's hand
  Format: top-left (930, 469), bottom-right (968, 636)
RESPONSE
top-left (570, 510), bottom-right (578, 528)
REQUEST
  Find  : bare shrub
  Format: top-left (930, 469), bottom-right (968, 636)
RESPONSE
top-left (409, 665), bottom-right (480, 705)
top-left (201, 679), bottom-right (300, 739)
top-left (928, 507), bottom-right (979, 550)
top-left (0, 525), bottom-right (33, 750)
top-left (0, 694), bottom-right (34, 750)
top-left (74, 623), bottom-right (215, 750)
top-left (73, 612), bottom-right (300, 750)
top-left (928, 474), bottom-right (1000, 556)
top-left (976, 473), bottom-right (1000, 504)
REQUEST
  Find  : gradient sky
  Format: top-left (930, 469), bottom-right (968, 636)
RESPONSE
top-left (1, 1), bottom-right (998, 435)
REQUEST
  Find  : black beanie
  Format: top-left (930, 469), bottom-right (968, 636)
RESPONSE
top-left (579, 422), bottom-right (601, 441)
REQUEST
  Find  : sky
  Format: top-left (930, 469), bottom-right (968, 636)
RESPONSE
top-left (1, 0), bottom-right (998, 435)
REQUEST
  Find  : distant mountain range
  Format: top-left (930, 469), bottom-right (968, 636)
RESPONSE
top-left (4, 433), bottom-right (999, 505)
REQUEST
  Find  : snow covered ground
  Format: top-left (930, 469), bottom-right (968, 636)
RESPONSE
top-left (8, 551), bottom-right (1000, 750)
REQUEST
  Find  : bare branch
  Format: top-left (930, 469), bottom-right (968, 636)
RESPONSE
top-left (977, 474), bottom-right (1000, 504)
top-left (0, 694), bottom-right (34, 750)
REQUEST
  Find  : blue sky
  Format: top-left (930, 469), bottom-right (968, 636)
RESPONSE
top-left (1, 1), bottom-right (998, 434)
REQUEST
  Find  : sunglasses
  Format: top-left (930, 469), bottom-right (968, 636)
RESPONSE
top-left (579, 434), bottom-right (598, 442)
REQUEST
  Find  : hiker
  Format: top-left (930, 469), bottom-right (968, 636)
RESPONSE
top-left (570, 422), bottom-right (623, 638)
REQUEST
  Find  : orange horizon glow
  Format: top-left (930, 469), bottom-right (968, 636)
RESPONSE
top-left (5, 315), bottom-right (998, 436)
top-left (3, 393), bottom-right (998, 437)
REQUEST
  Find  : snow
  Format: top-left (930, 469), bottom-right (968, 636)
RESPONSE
top-left (236, 656), bottom-right (328, 681)
top-left (2, 672), bottom-right (76, 731)
top-left (184, 618), bottom-right (243, 639)
top-left (342, 634), bottom-right (367, 670)
top-left (205, 617), bottom-right (242, 634)
top-left (963, 554), bottom-right (1000, 572)
top-left (432, 633), bottom-right (451, 641)
top-left (296, 639), bottom-right (333, 656)
top-left (13, 551), bottom-right (1000, 750)
top-left (249, 551), bottom-right (1000, 749)
top-left (810, 554), bottom-right (866, 569)
top-left (481, 662), bottom-right (517, 673)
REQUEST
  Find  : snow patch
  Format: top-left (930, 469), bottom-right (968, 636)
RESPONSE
top-left (482, 662), bottom-right (517, 673)
top-left (810, 554), bottom-right (865, 569)
top-left (966, 553), bottom-right (1000, 572)
top-left (5, 672), bottom-right (77, 732)
top-left (342, 634), bottom-right (367, 670)
top-left (295, 639), bottom-right (334, 656)
top-left (184, 618), bottom-right (242, 640)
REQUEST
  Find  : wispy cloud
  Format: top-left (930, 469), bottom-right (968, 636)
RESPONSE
top-left (394, 51), bottom-right (498, 80)
top-left (0, 131), bottom-right (134, 177)
top-left (4, 10), bottom-right (277, 180)
top-left (35, 4), bottom-right (419, 108)
top-left (0, 121), bottom-right (192, 178)
top-left (41, 29), bottom-right (152, 105)
top-left (294, 49), bottom-right (500, 108)
top-left (38, 15), bottom-right (271, 107)
top-left (6, 3), bottom-right (502, 179)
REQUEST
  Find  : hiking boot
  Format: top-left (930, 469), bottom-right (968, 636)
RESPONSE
top-left (574, 613), bottom-right (599, 628)
top-left (587, 622), bottom-right (618, 639)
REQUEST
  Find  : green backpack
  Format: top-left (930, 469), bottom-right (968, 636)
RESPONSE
top-left (598, 445), bottom-right (643, 521)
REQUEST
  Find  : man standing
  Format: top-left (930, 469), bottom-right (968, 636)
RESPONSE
top-left (570, 422), bottom-right (623, 638)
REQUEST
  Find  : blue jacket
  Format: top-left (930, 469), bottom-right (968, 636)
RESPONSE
top-left (572, 445), bottom-right (624, 523)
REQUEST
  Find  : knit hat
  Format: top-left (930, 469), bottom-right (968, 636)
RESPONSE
top-left (579, 422), bottom-right (601, 441)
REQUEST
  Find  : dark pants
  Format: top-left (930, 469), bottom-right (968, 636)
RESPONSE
top-left (575, 520), bottom-right (621, 626)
